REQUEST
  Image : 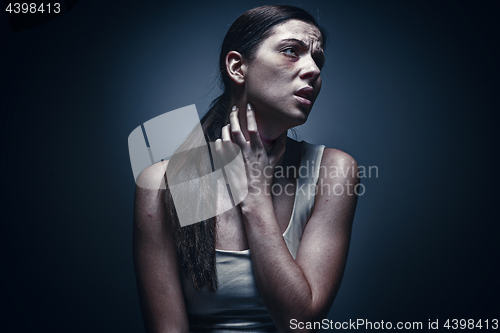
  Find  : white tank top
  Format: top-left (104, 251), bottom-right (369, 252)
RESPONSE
top-left (181, 141), bottom-right (325, 332)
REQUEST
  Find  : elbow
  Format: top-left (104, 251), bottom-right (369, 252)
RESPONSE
top-left (301, 290), bottom-right (334, 322)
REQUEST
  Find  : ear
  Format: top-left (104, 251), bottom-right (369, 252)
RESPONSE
top-left (225, 51), bottom-right (246, 85)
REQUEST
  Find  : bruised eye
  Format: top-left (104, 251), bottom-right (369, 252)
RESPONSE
top-left (282, 47), bottom-right (298, 56)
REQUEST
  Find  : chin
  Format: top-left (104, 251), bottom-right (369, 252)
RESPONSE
top-left (256, 102), bottom-right (310, 126)
top-left (292, 106), bottom-right (311, 122)
top-left (286, 111), bottom-right (309, 127)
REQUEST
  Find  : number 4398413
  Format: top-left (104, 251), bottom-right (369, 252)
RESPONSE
top-left (444, 319), bottom-right (498, 330)
top-left (6, 3), bottom-right (61, 14)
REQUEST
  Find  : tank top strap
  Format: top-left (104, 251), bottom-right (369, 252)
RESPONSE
top-left (283, 141), bottom-right (325, 259)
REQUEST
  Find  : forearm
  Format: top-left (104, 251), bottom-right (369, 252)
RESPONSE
top-left (241, 199), bottom-right (321, 331)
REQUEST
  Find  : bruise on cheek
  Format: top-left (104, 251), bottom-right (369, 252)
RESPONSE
top-left (277, 62), bottom-right (293, 71)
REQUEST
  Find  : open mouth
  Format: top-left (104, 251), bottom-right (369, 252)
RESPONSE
top-left (294, 86), bottom-right (314, 106)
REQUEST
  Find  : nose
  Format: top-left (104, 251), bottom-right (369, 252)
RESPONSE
top-left (299, 55), bottom-right (321, 82)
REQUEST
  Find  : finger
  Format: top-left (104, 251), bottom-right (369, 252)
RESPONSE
top-left (215, 138), bottom-right (223, 153)
top-left (222, 124), bottom-right (231, 142)
top-left (246, 103), bottom-right (258, 133)
top-left (220, 124), bottom-right (239, 158)
top-left (229, 105), bottom-right (247, 147)
top-left (213, 139), bottom-right (226, 170)
top-left (246, 103), bottom-right (264, 150)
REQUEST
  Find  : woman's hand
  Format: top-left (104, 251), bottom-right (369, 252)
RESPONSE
top-left (214, 103), bottom-right (286, 208)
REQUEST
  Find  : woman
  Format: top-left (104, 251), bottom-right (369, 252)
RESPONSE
top-left (133, 5), bottom-right (359, 332)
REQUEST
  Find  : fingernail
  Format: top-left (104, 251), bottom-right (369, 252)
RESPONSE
top-left (232, 105), bottom-right (237, 111)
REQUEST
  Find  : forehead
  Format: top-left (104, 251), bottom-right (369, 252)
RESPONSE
top-left (266, 19), bottom-right (323, 50)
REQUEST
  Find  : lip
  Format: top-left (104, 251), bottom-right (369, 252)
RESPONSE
top-left (294, 86), bottom-right (314, 106)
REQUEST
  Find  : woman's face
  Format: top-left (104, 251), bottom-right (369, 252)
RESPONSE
top-left (244, 19), bottom-right (324, 129)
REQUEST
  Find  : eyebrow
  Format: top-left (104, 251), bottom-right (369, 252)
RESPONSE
top-left (282, 38), bottom-right (307, 47)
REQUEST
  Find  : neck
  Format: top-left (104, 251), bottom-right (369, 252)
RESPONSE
top-left (228, 97), bottom-right (288, 152)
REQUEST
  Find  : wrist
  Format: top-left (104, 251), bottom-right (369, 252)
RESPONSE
top-left (239, 194), bottom-right (273, 217)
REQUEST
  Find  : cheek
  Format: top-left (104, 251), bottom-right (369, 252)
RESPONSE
top-left (259, 67), bottom-right (292, 92)
top-left (245, 59), bottom-right (295, 102)
top-left (247, 69), bottom-right (279, 94)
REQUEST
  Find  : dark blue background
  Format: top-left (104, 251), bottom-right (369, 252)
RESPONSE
top-left (1, 0), bottom-right (498, 332)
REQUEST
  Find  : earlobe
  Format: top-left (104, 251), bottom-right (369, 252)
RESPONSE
top-left (226, 51), bottom-right (246, 85)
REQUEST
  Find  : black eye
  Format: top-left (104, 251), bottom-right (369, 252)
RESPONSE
top-left (282, 47), bottom-right (297, 56)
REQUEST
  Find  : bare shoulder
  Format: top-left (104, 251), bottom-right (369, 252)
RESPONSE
top-left (320, 148), bottom-right (359, 182)
top-left (134, 161), bottom-right (170, 229)
top-left (136, 160), bottom-right (169, 191)
top-left (306, 147), bottom-right (359, 231)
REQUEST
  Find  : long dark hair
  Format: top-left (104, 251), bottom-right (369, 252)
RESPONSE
top-left (165, 5), bottom-right (327, 292)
